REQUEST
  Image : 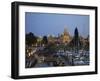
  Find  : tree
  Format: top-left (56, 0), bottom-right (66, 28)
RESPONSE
top-left (74, 27), bottom-right (79, 53)
top-left (42, 36), bottom-right (48, 45)
top-left (84, 35), bottom-right (89, 51)
top-left (74, 27), bottom-right (79, 45)
top-left (26, 32), bottom-right (37, 46)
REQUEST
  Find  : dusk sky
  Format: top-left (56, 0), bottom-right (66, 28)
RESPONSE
top-left (25, 12), bottom-right (89, 38)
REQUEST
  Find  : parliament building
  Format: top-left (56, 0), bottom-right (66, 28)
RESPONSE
top-left (48, 28), bottom-right (71, 44)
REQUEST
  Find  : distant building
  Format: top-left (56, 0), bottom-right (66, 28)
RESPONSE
top-left (48, 35), bottom-right (55, 43)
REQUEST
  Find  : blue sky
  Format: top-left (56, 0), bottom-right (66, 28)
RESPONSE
top-left (25, 12), bottom-right (89, 38)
